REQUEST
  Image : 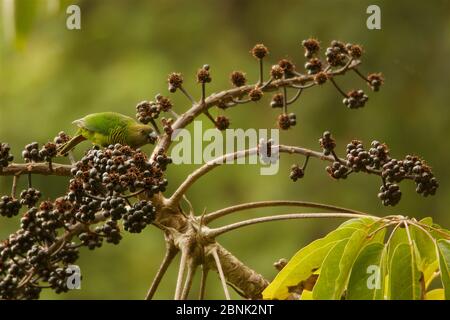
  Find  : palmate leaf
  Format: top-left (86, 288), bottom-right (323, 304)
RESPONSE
top-left (346, 243), bottom-right (386, 300)
top-left (313, 229), bottom-right (368, 299)
top-left (437, 239), bottom-right (450, 299)
top-left (388, 242), bottom-right (423, 300)
top-left (263, 218), bottom-right (377, 300)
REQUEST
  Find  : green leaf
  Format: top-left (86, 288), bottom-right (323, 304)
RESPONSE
top-left (312, 238), bottom-right (350, 299)
top-left (346, 243), bottom-right (386, 300)
top-left (263, 218), bottom-right (376, 300)
top-left (389, 242), bottom-right (423, 300)
top-left (411, 220), bottom-right (438, 275)
top-left (312, 219), bottom-right (385, 300)
top-left (437, 239), bottom-right (450, 299)
top-left (425, 288), bottom-right (445, 300)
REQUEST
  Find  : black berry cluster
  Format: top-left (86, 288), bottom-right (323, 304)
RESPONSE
top-left (197, 64), bottom-right (212, 83)
top-left (39, 142), bottom-right (57, 162)
top-left (20, 188), bottom-right (42, 208)
top-left (95, 220), bottom-right (122, 244)
top-left (54, 131), bottom-right (71, 147)
top-left (378, 183), bottom-right (402, 206)
top-left (0, 196), bottom-right (21, 218)
top-left (319, 131), bottom-right (336, 155)
top-left (277, 113), bottom-right (296, 130)
top-left (0, 143), bottom-right (14, 169)
top-left (22, 142), bottom-right (42, 163)
top-left (325, 40), bottom-right (348, 67)
top-left (215, 116), bottom-right (230, 131)
top-left (326, 161), bottom-right (349, 179)
top-left (136, 94), bottom-right (173, 124)
top-left (302, 38), bottom-right (320, 59)
top-left (320, 133), bottom-right (439, 206)
top-left (346, 140), bottom-right (372, 172)
top-left (123, 200), bottom-right (156, 233)
top-left (343, 90), bottom-right (368, 109)
top-left (289, 164), bottom-right (305, 182)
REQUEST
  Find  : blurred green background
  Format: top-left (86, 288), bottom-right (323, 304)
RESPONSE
top-left (1, 0), bottom-right (450, 299)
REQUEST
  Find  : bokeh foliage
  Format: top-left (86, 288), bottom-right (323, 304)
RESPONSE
top-left (1, 0), bottom-right (449, 299)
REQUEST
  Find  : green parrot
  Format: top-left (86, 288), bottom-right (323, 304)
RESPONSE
top-left (57, 112), bottom-right (157, 155)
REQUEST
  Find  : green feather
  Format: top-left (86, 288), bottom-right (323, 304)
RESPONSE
top-left (57, 112), bottom-right (155, 155)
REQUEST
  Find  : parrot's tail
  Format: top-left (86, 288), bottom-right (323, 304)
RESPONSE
top-left (57, 134), bottom-right (87, 156)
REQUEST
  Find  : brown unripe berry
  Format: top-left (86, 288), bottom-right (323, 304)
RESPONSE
top-left (270, 93), bottom-right (284, 108)
top-left (270, 65), bottom-right (284, 79)
top-left (302, 38), bottom-right (320, 58)
top-left (168, 73), bottom-right (183, 92)
top-left (314, 72), bottom-right (328, 85)
top-left (197, 66), bottom-right (211, 83)
top-left (251, 44), bottom-right (269, 59)
top-left (248, 87), bottom-right (263, 101)
top-left (230, 71), bottom-right (247, 87)
top-left (215, 116), bottom-right (230, 131)
top-left (277, 113), bottom-right (291, 130)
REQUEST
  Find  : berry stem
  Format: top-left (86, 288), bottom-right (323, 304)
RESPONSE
top-left (179, 86), bottom-right (196, 105)
top-left (11, 174), bottom-right (19, 198)
top-left (27, 172), bottom-right (32, 188)
top-left (149, 118), bottom-right (161, 135)
top-left (302, 155), bottom-right (310, 171)
top-left (257, 59), bottom-right (264, 86)
top-left (353, 68), bottom-right (370, 83)
top-left (329, 78), bottom-right (348, 98)
top-left (287, 88), bottom-right (303, 105)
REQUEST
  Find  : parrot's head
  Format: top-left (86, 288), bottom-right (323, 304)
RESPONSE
top-left (130, 124), bottom-right (158, 147)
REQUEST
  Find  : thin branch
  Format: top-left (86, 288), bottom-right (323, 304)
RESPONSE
top-left (353, 68), bottom-right (370, 83)
top-left (179, 86), bottom-right (196, 105)
top-left (145, 243), bottom-right (179, 300)
top-left (174, 249), bottom-right (188, 300)
top-left (287, 88), bottom-right (303, 105)
top-left (211, 247), bottom-right (231, 300)
top-left (152, 60), bottom-right (362, 160)
top-left (329, 78), bottom-right (348, 98)
top-left (168, 144), bottom-right (400, 206)
top-left (203, 200), bottom-right (368, 224)
top-left (206, 212), bottom-right (377, 238)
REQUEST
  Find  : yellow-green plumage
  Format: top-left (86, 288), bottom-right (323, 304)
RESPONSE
top-left (58, 112), bottom-right (155, 155)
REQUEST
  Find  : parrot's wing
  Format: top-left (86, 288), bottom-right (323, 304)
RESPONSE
top-left (73, 112), bottom-right (135, 135)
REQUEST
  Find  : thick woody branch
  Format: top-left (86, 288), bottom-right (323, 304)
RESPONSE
top-left (0, 162), bottom-right (73, 177)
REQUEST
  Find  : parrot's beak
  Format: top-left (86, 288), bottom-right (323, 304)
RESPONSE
top-left (148, 131), bottom-right (158, 144)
